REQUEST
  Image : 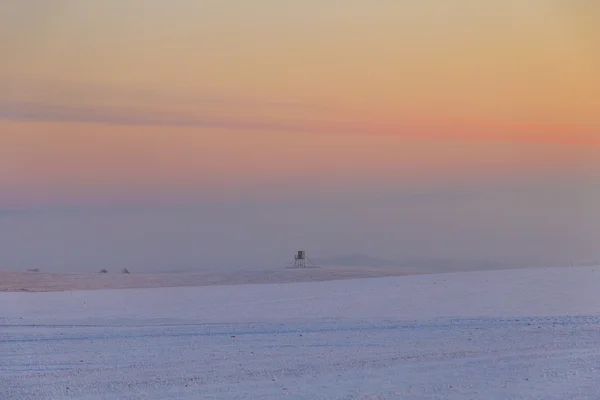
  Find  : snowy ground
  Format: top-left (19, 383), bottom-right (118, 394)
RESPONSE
top-left (2, 266), bottom-right (600, 399)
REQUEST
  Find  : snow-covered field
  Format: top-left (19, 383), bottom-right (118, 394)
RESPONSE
top-left (2, 266), bottom-right (600, 399)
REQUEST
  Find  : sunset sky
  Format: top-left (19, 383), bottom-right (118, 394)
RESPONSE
top-left (1, 1), bottom-right (599, 270)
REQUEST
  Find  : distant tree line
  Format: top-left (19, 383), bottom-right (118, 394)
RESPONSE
top-left (98, 268), bottom-right (131, 274)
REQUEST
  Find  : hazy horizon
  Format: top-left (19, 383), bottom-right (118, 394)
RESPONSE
top-left (1, 178), bottom-right (598, 273)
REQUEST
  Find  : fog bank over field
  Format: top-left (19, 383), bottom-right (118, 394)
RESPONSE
top-left (1, 183), bottom-right (598, 273)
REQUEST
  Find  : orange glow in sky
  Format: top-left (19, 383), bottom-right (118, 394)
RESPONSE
top-left (1, 1), bottom-right (599, 208)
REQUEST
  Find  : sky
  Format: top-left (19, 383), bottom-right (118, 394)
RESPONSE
top-left (1, 1), bottom-right (599, 271)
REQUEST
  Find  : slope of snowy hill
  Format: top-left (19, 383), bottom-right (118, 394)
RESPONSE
top-left (1, 265), bottom-right (600, 399)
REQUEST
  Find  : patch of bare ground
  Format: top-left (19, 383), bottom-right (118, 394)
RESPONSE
top-left (0, 267), bottom-right (419, 292)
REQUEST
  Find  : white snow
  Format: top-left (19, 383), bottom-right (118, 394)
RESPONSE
top-left (2, 265), bottom-right (600, 399)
